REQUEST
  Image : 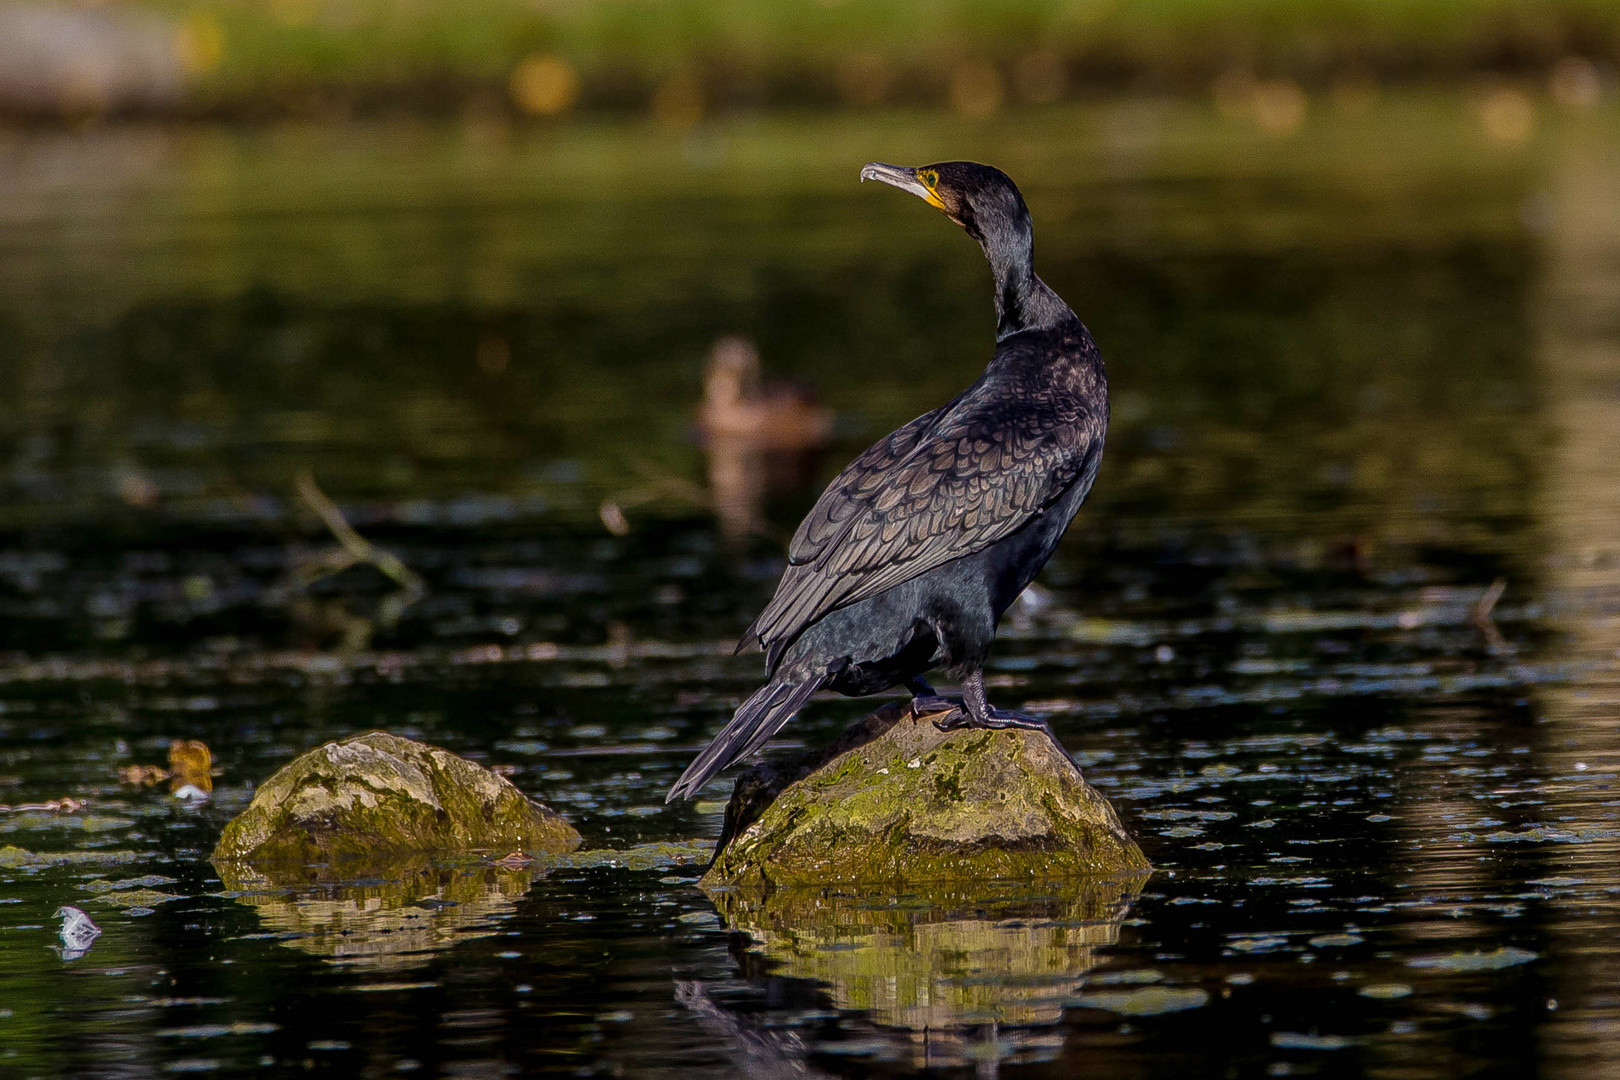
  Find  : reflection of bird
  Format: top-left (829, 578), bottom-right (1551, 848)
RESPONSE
top-left (669, 161), bottom-right (1108, 802)
top-left (698, 335), bottom-right (832, 540)
top-left (673, 981), bottom-right (827, 1079)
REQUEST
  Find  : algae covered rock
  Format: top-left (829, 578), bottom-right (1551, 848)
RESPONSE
top-left (212, 730), bottom-right (581, 865)
top-left (702, 701), bottom-right (1147, 889)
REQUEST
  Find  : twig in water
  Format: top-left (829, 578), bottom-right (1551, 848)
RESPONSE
top-left (598, 467), bottom-right (709, 535)
top-left (295, 471), bottom-right (425, 596)
top-left (1472, 577), bottom-right (1509, 655)
top-left (289, 472), bottom-right (427, 639)
top-left (0, 797), bottom-right (83, 813)
top-left (597, 455), bottom-right (784, 543)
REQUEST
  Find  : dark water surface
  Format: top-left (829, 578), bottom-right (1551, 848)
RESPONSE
top-left (1, 100), bottom-right (1618, 1078)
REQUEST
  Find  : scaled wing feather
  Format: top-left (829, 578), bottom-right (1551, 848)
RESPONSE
top-left (746, 386), bottom-right (1095, 660)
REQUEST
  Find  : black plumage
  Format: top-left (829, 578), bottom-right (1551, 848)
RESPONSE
top-left (668, 160), bottom-right (1107, 803)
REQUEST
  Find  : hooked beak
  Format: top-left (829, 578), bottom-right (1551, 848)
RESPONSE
top-left (860, 162), bottom-right (945, 210)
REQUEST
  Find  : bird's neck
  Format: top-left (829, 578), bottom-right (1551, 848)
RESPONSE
top-left (984, 233), bottom-right (1075, 341)
top-left (991, 256), bottom-right (1073, 342)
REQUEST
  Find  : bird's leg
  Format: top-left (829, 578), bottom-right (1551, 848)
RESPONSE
top-left (933, 670), bottom-right (1051, 733)
top-left (906, 677), bottom-right (961, 719)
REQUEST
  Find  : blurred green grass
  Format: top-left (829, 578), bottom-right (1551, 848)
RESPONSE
top-left (16, 0), bottom-right (1620, 119)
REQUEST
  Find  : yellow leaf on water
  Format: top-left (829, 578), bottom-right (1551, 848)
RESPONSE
top-left (168, 739), bottom-right (213, 794)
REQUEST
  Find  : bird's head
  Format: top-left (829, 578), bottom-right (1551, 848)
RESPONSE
top-left (859, 160), bottom-right (1031, 249)
top-left (862, 159), bottom-right (1069, 338)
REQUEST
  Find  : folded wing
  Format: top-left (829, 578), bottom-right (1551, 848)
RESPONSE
top-left (743, 382), bottom-right (1098, 666)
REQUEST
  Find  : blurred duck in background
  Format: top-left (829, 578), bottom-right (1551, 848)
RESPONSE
top-left (597, 335), bottom-right (833, 541)
top-left (697, 335), bottom-right (833, 448)
top-left (697, 335), bottom-right (833, 541)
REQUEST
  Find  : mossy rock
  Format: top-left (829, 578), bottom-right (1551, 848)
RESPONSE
top-left (702, 702), bottom-right (1147, 890)
top-left (211, 730), bottom-right (581, 865)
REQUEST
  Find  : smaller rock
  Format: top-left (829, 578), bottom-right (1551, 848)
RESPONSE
top-left (212, 731), bottom-right (581, 865)
top-left (702, 701), bottom-right (1148, 889)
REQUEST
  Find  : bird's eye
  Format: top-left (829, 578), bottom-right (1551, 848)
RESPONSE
top-left (921, 170), bottom-right (939, 188)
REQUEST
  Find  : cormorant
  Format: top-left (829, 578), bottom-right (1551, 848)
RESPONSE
top-left (668, 160), bottom-right (1107, 803)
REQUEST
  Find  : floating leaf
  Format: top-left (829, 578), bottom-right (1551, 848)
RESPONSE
top-left (1074, 987), bottom-right (1209, 1016)
top-left (550, 840), bottom-right (714, 871)
top-left (1272, 1032), bottom-right (1353, 1049)
top-left (80, 875), bottom-right (179, 894)
top-left (91, 888), bottom-right (181, 908)
top-left (0, 846), bottom-right (144, 868)
top-left (168, 739), bottom-right (214, 795)
top-left (1408, 947), bottom-right (1537, 972)
top-left (1092, 969), bottom-right (1164, 985)
top-left (1359, 983), bottom-right (1413, 999)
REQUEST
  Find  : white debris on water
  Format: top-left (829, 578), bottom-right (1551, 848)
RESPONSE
top-left (54, 904), bottom-right (101, 960)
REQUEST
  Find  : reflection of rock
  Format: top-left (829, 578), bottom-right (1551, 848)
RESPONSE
top-left (212, 731), bottom-right (581, 865)
top-left (708, 876), bottom-right (1143, 1065)
top-left (703, 702), bottom-right (1148, 890)
top-left (216, 857), bottom-right (539, 973)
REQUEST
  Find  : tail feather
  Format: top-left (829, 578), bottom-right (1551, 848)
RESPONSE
top-left (666, 677), bottom-right (824, 803)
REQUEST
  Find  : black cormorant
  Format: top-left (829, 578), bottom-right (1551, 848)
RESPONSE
top-left (668, 160), bottom-right (1107, 803)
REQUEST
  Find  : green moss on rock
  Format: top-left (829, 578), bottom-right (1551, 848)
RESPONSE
top-left (211, 730), bottom-right (581, 866)
top-left (702, 702), bottom-right (1148, 890)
